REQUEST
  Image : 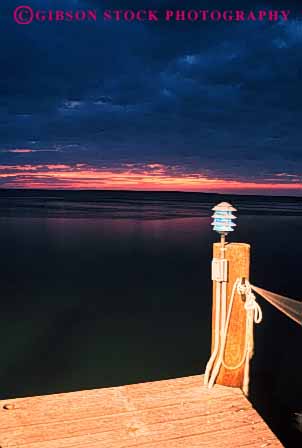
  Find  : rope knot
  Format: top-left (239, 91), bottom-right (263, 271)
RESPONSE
top-left (237, 280), bottom-right (252, 297)
top-left (237, 279), bottom-right (263, 324)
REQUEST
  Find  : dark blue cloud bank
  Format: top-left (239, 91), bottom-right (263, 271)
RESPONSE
top-left (0, 0), bottom-right (301, 192)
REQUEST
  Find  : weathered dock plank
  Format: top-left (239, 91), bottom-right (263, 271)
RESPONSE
top-left (0, 375), bottom-right (283, 447)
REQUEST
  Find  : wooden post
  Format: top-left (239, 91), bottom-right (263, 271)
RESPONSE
top-left (211, 242), bottom-right (251, 388)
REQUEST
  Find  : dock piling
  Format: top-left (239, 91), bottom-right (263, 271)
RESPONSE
top-left (212, 242), bottom-right (251, 389)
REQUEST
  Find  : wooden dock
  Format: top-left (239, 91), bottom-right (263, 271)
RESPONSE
top-left (0, 375), bottom-right (283, 447)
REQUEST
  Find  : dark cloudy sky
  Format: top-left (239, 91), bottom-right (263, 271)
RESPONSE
top-left (0, 0), bottom-right (302, 194)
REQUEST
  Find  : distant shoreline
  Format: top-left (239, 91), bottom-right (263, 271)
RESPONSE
top-left (0, 188), bottom-right (301, 200)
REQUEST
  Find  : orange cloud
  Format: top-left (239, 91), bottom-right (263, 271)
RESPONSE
top-left (0, 163), bottom-right (301, 194)
top-left (1, 149), bottom-right (35, 153)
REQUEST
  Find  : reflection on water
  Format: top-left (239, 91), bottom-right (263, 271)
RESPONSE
top-left (0, 191), bottom-right (301, 447)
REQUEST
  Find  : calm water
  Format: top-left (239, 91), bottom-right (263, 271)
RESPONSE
top-left (0, 190), bottom-right (301, 446)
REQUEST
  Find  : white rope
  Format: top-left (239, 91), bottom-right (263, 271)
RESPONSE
top-left (204, 277), bottom-right (262, 395)
top-left (239, 281), bottom-right (263, 324)
top-left (250, 284), bottom-right (302, 326)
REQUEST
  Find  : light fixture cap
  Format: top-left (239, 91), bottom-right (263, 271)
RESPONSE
top-left (212, 202), bottom-right (237, 212)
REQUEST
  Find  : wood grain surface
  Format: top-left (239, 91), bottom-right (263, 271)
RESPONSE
top-left (0, 375), bottom-right (283, 447)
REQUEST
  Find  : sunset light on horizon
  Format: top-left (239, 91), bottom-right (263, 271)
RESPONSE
top-left (0, 162), bottom-right (301, 195)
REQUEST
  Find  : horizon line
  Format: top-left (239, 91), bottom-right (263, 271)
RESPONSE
top-left (0, 186), bottom-right (301, 200)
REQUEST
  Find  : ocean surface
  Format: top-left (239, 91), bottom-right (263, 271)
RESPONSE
top-left (0, 189), bottom-right (301, 447)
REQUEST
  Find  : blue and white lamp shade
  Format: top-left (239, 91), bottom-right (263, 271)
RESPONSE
top-left (211, 202), bottom-right (237, 234)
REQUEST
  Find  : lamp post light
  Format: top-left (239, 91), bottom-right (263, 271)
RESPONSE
top-left (211, 202), bottom-right (237, 248)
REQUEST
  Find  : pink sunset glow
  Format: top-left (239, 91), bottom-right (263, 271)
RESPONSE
top-left (0, 163), bottom-right (301, 195)
top-left (6, 149), bottom-right (35, 153)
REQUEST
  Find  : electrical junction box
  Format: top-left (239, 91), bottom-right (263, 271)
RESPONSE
top-left (211, 258), bottom-right (228, 282)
